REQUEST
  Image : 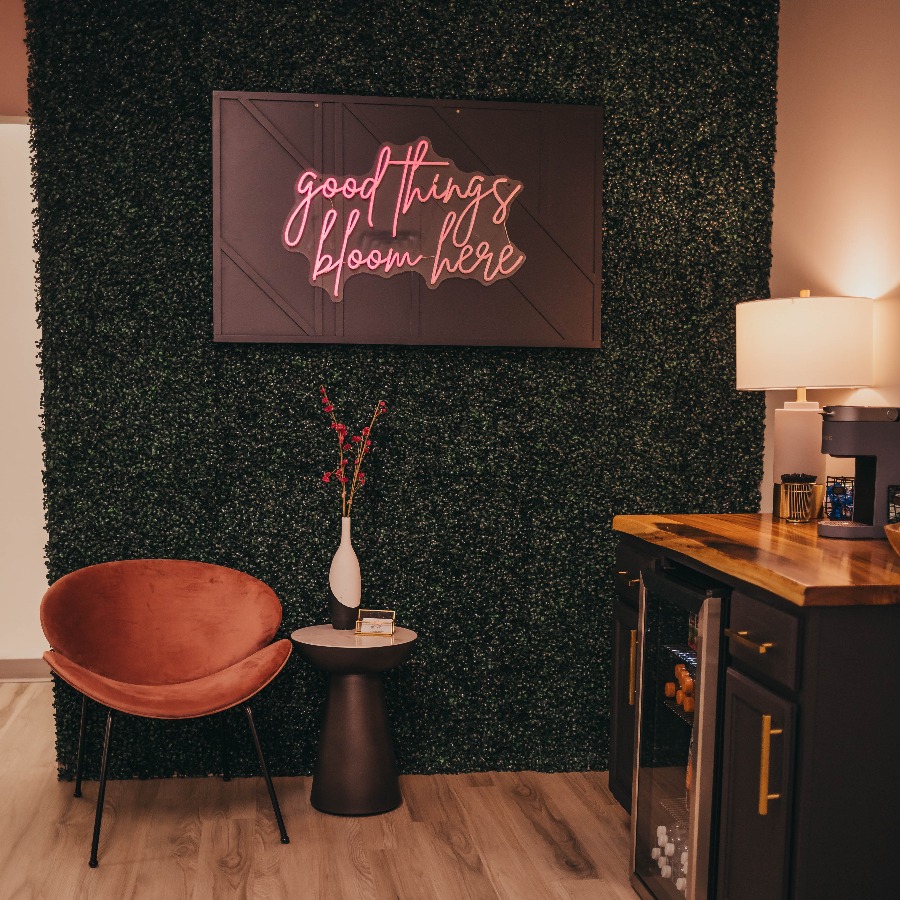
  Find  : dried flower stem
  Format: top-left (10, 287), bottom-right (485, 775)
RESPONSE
top-left (347, 402), bottom-right (385, 516)
top-left (320, 385), bottom-right (348, 514)
top-left (320, 386), bottom-right (387, 517)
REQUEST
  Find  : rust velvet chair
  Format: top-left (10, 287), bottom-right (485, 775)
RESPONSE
top-left (40, 559), bottom-right (293, 867)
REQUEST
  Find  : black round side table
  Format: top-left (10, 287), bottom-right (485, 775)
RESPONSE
top-left (291, 625), bottom-right (417, 816)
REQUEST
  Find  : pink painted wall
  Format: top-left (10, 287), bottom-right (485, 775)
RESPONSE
top-left (764, 0), bottom-right (900, 492)
top-left (0, 0), bottom-right (27, 118)
top-left (0, 1), bottom-right (45, 662)
top-left (0, 122), bottom-right (45, 660)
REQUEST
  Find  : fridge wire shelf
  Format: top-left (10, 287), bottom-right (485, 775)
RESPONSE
top-left (663, 696), bottom-right (694, 725)
top-left (660, 796), bottom-right (690, 829)
top-left (665, 645), bottom-right (697, 674)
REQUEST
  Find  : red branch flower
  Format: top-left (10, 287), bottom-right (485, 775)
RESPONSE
top-left (320, 385), bottom-right (387, 516)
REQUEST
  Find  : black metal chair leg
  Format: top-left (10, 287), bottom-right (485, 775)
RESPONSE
top-left (74, 695), bottom-right (87, 797)
top-left (219, 710), bottom-right (231, 781)
top-left (243, 705), bottom-right (289, 844)
top-left (89, 709), bottom-right (113, 868)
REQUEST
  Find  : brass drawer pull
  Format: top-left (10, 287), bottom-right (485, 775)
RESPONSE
top-left (725, 628), bottom-right (774, 654)
top-left (758, 714), bottom-right (784, 815)
top-left (628, 629), bottom-right (637, 706)
top-left (617, 571), bottom-right (640, 587)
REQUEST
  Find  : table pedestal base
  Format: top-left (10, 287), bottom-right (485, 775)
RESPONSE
top-left (310, 672), bottom-right (401, 815)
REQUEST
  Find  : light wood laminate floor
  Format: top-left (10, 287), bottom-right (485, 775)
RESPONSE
top-left (0, 682), bottom-right (635, 900)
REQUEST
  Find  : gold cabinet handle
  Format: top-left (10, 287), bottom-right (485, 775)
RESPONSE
top-left (628, 630), bottom-right (637, 706)
top-left (758, 714), bottom-right (784, 815)
top-left (617, 571), bottom-right (640, 586)
top-left (725, 628), bottom-right (774, 654)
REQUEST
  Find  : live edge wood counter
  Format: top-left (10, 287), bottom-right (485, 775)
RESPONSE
top-left (612, 512), bottom-right (900, 606)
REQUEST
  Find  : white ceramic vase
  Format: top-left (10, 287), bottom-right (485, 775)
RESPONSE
top-left (329, 516), bottom-right (361, 629)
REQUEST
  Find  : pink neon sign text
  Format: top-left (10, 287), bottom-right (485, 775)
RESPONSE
top-left (282, 138), bottom-right (526, 300)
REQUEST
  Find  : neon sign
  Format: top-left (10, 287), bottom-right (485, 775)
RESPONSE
top-left (282, 138), bottom-right (526, 301)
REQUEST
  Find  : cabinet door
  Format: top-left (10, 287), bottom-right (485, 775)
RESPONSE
top-left (609, 596), bottom-right (638, 812)
top-left (717, 670), bottom-right (796, 900)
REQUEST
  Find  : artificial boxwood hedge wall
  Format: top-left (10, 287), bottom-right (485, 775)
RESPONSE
top-left (27, 0), bottom-right (775, 778)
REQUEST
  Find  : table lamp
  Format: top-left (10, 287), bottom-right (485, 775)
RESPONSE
top-left (735, 292), bottom-right (874, 515)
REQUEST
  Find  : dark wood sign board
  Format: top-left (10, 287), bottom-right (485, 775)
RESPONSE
top-left (213, 92), bottom-right (602, 347)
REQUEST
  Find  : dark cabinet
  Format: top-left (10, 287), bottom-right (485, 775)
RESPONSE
top-left (611, 524), bottom-right (900, 900)
top-left (717, 670), bottom-right (795, 900)
top-left (609, 595), bottom-right (638, 811)
top-left (719, 600), bottom-right (900, 899)
top-left (609, 543), bottom-right (648, 812)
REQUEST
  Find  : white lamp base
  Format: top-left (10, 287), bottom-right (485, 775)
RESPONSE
top-left (772, 401), bottom-right (827, 515)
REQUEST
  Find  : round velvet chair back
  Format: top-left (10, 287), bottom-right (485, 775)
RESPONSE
top-left (41, 559), bottom-right (284, 685)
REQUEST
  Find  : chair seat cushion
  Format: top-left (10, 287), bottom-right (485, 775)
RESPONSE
top-left (43, 639), bottom-right (292, 719)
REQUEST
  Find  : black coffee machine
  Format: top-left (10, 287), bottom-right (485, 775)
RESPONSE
top-left (818, 406), bottom-right (900, 539)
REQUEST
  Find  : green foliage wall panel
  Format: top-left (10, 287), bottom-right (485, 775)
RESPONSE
top-left (27, 0), bottom-right (775, 778)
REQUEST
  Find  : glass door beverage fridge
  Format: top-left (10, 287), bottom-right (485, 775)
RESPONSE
top-left (630, 564), bottom-right (728, 900)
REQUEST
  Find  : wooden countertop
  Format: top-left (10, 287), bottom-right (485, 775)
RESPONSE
top-left (612, 513), bottom-right (900, 607)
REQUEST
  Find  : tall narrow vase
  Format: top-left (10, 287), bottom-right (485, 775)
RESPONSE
top-left (329, 517), bottom-right (361, 630)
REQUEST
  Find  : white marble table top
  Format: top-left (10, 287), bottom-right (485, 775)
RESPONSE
top-left (290, 624), bottom-right (417, 649)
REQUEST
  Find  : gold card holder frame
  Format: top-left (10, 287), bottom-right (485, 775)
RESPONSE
top-left (355, 608), bottom-right (396, 635)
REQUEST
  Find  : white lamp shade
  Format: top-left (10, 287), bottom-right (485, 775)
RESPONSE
top-left (735, 296), bottom-right (874, 390)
